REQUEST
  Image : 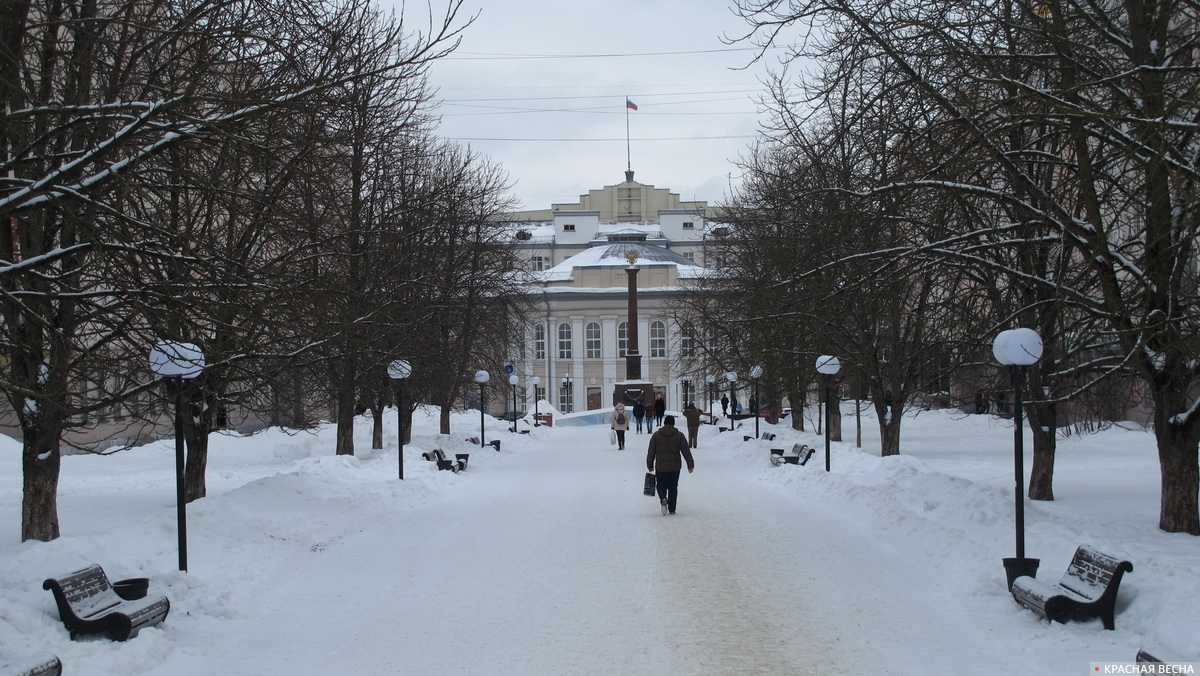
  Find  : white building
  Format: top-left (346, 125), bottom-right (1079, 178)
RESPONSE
top-left (507, 173), bottom-right (723, 415)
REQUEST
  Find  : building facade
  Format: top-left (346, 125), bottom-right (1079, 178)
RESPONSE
top-left (507, 173), bottom-right (720, 415)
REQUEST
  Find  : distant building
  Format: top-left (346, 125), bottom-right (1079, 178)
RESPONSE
top-left (506, 173), bottom-right (720, 415)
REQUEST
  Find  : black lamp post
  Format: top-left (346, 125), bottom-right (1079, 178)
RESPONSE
top-left (815, 356), bottom-right (840, 472)
top-left (150, 341), bottom-right (205, 573)
top-left (993, 328), bottom-right (1043, 589)
top-left (509, 373), bottom-right (519, 432)
top-left (475, 370), bottom-right (489, 447)
top-left (531, 376), bottom-right (541, 425)
top-left (561, 372), bottom-right (573, 413)
top-left (705, 374), bottom-right (715, 413)
top-left (680, 374), bottom-right (691, 407)
top-left (725, 371), bottom-right (737, 424)
top-left (388, 360), bottom-right (412, 480)
top-left (750, 365), bottom-right (763, 438)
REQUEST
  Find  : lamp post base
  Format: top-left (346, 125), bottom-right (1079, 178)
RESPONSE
top-left (1002, 557), bottom-right (1040, 590)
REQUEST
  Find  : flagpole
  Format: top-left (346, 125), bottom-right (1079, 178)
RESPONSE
top-left (625, 96), bottom-right (631, 172)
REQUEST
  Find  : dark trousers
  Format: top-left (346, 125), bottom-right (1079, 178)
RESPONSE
top-left (687, 426), bottom-right (699, 448)
top-left (634, 415), bottom-right (644, 432)
top-left (656, 470), bottom-right (681, 513)
top-left (616, 430), bottom-right (625, 449)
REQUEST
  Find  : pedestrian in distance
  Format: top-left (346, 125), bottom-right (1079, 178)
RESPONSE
top-left (721, 394), bottom-right (729, 416)
top-left (611, 403), bottom-right (630, 450)
top-left (654, 392), bottom-right (666, 426)
top-left (646, 415), bottom-right (694, 515)
top-left (682, 402), bottom-right (703, 449)
top-left (632, 401), bottom-right (646, 433)
top-left (645, 396), bottom-right (655, 434)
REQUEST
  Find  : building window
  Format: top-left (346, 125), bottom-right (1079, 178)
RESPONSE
top-left (557, 322), bottom-right (572, 359)
top-left (563, 223), bottom-right (576, 232)
top-left (585, 322), bottom-right (601, 359)
top-left (680, 323), bottom-right (696, 358)
top-left (618, 321), bottom-right (628, 357)
top-left (682, 251), bottom-right (695, 263)
top-left (531, 256), bottom-right (546, 272)
top-left (650, 321), bottom-right (667, 358)
top-left (682, 221), bottom-right (694, 230)
top-left (534, 325), bottom-right (546, 360)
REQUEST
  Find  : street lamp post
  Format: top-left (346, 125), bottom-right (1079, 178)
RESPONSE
top-left (815, 356), bottom-right (841, 472)
top-left (680, 375), bottom-right (692, 407)
top-left (561, 372), bottom-right (573, 413)
top-left (705, 374), bottom-right (715, 413)
top-left (531, 376), bottom-right (541, 425)
top-left (993, 328), bottom-right (1044, 589)
top-left (475, 370), bottom-right (489, 448)
top-left (509, 374), bottom-right (519, 432)
top-left (149, 341), bottom-right (205, 572)
top-left (749, 365), bottom-right (763, 438)
top-left (388, 360), bottom-right (412, 480)
top-left (725, 371), bottom-right (737, 426)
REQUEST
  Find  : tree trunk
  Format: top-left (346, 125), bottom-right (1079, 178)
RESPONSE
top-left (1027, 400), bottom-right (1057, 501)
top-left (371, 407), bottom-right (383, 450)
top-left (789, 388), bottom-right (805, 431)
top-left (876, 400), bottom-right (901, 456)
top-left (439, 403), bottom-right (452, 436)
top-left (1153, 394), bottom-right (1200, 534)
top-left (22, 424), bottom-right (62, 542)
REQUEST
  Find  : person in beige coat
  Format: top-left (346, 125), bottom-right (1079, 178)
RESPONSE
top-left (645, 415), bottom-right (695, 515)
top-left (610, 403), bottom-right (630, 449)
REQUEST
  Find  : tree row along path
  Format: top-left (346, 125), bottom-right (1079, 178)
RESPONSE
top-left (158, 425), bottom-right (1040, 675)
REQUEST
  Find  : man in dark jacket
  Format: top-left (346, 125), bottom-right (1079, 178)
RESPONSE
top-left (646, 415), bottom-right (695, 515)
top-left (681, 403), bottom-right (703, 448)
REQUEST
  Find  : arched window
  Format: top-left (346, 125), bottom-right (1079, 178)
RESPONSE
top-left (617, 321), bottom-right (628, 357)
top-left (650, 321), bottom-right (667, 358)
top-left (585, 322), bottom-right (601, 359)
top-left (557, 323), bottom-right (572, 360)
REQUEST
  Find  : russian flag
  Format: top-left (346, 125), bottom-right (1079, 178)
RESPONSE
top-left (626, 99), bottom-right (638, 110)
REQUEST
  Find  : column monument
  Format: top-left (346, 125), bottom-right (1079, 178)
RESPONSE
top-left (613, 249), bottom-right (654, 410)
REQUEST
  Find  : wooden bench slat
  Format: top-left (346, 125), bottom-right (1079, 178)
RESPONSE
top-left (0, 653), bottom-right (62, 676)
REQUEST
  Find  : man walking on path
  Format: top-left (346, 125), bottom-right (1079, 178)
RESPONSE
top-left (646, 415), bottom-right (694, 515)
top-left (682, 403), bottom-right (703, 449)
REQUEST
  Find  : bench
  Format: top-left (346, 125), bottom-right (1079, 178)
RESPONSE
top-left (42, 564), bottom-right (170, 640)
top-left (770, 443), bottom-right (815, 466)
top-left (0, 654), bottom-right (61, 676)
top-left (1010, 545), bottom-right (1133, 630)
top-left (421, 449), bottom-right (467, 472)
top-left (1136, 647), bottom-right (1191, 664)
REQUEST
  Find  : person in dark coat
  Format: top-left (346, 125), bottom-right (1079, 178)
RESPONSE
top-left (646, 415), bottom-right (695, 515)
top-left (632, 401), bottom-right (646, 433)
top-left (721, 394), bottom-right (729, 415)
top-left (653, 393), bottom-right (666, 426)
top-left (682, 403), bottom-right (703, 448)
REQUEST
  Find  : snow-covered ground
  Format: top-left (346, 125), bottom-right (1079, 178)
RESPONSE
top-left (1, 403), bottom-right (1197, 675)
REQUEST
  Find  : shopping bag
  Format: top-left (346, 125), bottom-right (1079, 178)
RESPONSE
top-left (610, 430), bottom-right (617, 445)
top-left (643, 472), bottom-right (656, 496)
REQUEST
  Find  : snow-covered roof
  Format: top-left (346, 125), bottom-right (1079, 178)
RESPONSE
top-left (537, 242), bottom-right (701, 283)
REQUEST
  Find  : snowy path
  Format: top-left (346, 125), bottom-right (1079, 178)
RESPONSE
top-left (147, 424), bottom-right (1056, 675)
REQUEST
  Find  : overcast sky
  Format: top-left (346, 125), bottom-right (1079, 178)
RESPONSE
top-left (388, 0), bottom-right (789, 211)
